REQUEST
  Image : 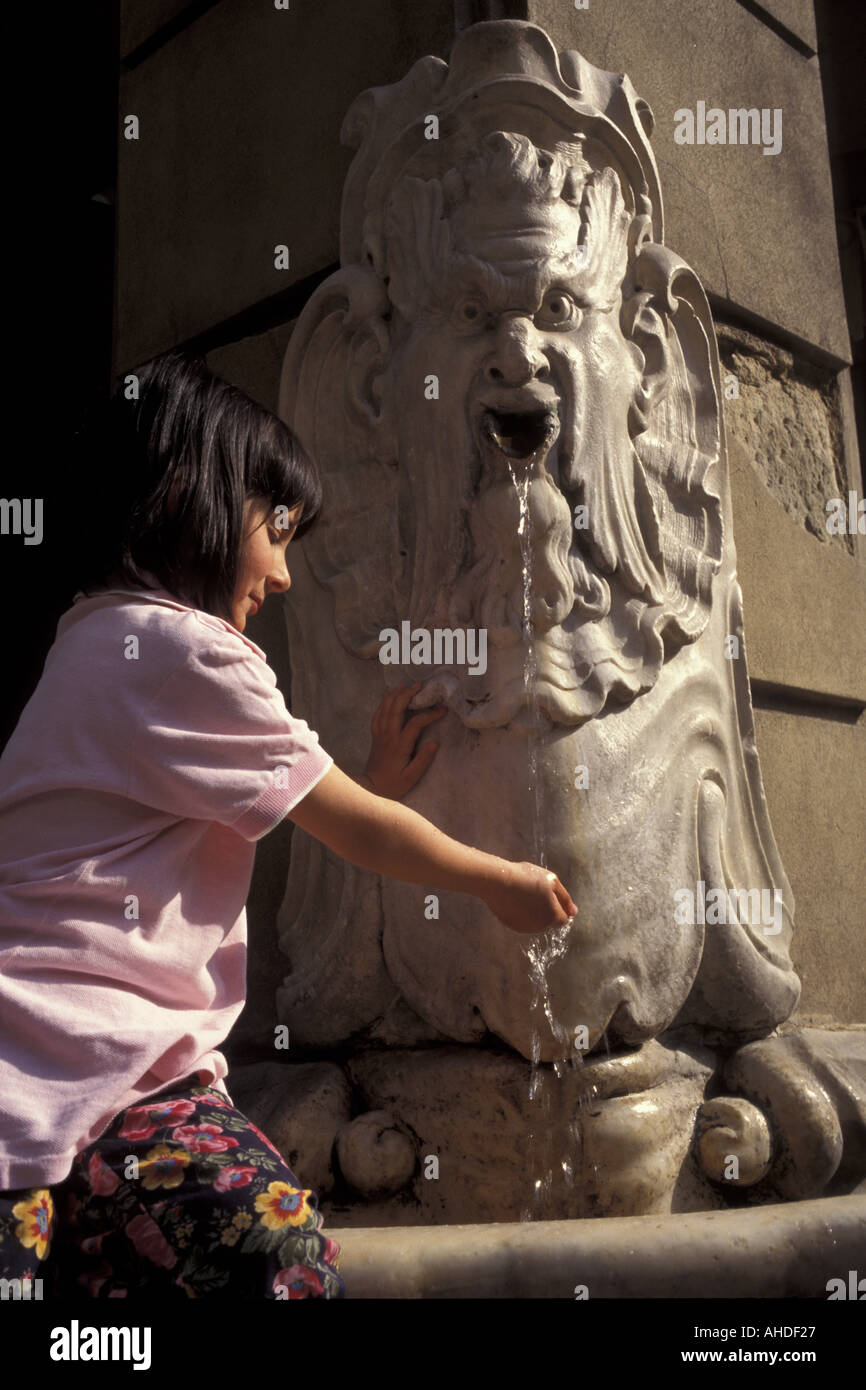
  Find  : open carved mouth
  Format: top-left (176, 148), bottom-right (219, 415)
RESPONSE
top-left (481, 408), bottom-right (560, 461)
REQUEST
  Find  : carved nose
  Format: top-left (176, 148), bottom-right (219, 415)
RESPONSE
top-left (485, 316), bottom-right (549, 387)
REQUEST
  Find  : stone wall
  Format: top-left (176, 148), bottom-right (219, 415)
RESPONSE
top-left (114, 0), bottom-right (865, 1046)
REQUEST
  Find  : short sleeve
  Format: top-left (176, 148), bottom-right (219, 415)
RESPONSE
top-left (128, 631), bottom-right (333, 841)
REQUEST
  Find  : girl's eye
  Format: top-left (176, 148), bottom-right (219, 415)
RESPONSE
top-left (536, 289), bottom-right (581, 329)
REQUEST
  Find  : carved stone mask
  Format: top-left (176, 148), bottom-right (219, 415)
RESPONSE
top-left (276, 22), bottom-right (798, 1066)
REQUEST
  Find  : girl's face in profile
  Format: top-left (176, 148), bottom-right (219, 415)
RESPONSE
top-left (230, 497), bottom-right (303, 632)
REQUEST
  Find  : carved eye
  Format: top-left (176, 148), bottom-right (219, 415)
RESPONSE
top-left (536, 289), bottom-right (580, 329)
top-left (456, 298), bottom-right (485, 326)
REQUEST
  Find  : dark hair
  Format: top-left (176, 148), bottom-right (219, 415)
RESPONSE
top-left (67, 350), bottom-right (322, 621)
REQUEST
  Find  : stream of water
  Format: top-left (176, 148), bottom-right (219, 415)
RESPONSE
top-left (507, 459), bottom-right (585, 1223)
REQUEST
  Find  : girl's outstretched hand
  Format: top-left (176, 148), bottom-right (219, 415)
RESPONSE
top-left (362, 682), bottom-right (447, 800)
top-left (481, 860), bottom-right (578, 935)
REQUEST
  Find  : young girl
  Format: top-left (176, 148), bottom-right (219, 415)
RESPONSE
top-left (0, 351), bottom-right (577, 1301)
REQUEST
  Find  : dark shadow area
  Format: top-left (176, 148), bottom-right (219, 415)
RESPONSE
top-left (1, 3), bottom-right (118, 752)
top-left (454, 0), bottom-right (530, 31)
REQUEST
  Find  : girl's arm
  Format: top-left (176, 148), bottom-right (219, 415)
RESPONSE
top-left (288, 763), bottom-right (578, 935)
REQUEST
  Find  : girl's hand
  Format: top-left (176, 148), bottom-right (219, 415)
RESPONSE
top-left (480, 859), bottom-right (578, 935)
top-left (363, 682), bottom-right (447, 800)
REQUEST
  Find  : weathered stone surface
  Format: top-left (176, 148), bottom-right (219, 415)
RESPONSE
top-left (526, 0), bottom-right (850, 359)
top-left (115, 0), bottom-right (455, 368)
top-left (718, 324), bottom-right (852, 551)
top-left (327, 1194), bottom-right (866, 1298)
top-left (226, 1061), bottom-right (351, 1196)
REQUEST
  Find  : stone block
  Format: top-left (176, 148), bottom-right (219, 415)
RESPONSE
top-left (719, 323), bottom-right (853, 548)
top-left (527, 0), bottom-right (849, 359)
top-left (728, 434), bottom-right (866, 704)
top-left (751, 705), bottom-right (866, 1025)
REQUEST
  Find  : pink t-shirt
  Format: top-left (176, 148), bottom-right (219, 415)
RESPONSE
top-left (0, 585), bottom-right (333, 1190)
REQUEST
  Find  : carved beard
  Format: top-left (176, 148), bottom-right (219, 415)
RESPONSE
top-left (405, 340), bottom-right (710, 731)
top-left (429, 459), bottom-right (660, 729)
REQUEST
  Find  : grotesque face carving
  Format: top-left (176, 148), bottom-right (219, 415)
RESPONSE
top-left (373, 132), bottom-right (722, 728)
top-left (277, 27), bottom-right (797, 1067)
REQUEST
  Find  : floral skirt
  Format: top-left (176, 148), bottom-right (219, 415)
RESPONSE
top-left (0, 1082), bottom-right (345, 1300)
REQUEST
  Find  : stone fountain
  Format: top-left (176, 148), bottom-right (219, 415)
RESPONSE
top-left (230, 19), bottom-right (865, 1288)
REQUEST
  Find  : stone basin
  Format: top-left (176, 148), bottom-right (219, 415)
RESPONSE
top-left (328, 1195), bottom-right (866, 1298)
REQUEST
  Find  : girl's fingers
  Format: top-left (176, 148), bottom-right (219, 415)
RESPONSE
top-left (387, 683), bottom-right (420, 738)
top-left (372, 687), bottom-right (395, 734)
top-left (372, 685), bottom-right (445, 755)
top-left (395, 682), bottom-right (420, 709)
top-left (544, 884), bottom-right (570, 928)
top-left (403, 740), bottom-right (439, 782)
top-left (540, 870), bottom-right (577, 922)
top-left (372, 684), bottom-right (408, 736)
top-left (551, 876), bottom-right (578, 918)
top-left (400, 707), bottom-right (446, 746)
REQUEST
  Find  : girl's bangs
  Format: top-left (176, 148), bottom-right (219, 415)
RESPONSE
top-left (246, 416), bottom-right (322, 539)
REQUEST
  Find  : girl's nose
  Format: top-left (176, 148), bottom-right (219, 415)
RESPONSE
top-left (269, 557), bottom-right (291, 592)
